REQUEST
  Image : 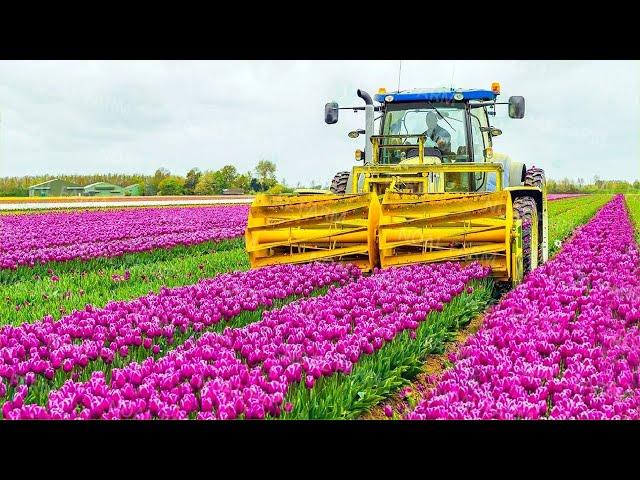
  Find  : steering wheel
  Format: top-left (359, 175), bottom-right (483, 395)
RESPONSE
top-left (405, 147), bottom-right (444, 159)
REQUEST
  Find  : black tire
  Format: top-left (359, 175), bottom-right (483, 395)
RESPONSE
top-left (523, 166), bottom-right (545, 265)
top-left (330, 171), bottom-right (351, 194)
top-left (524, 167), bottom-right (545, 189)
top-left (513, 196), bottom-right (537, 276)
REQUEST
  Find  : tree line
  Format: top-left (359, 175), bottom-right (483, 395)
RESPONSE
top-left (0, 160), bottom-right (325, 197)
top-left (1, 164), bottom-right (637, 197)
top-left (547, 177), bottom-right (640, 194)
top-left (147, 160), bottom-right (289, 196)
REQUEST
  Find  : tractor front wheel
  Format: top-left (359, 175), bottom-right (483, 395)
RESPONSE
top-left (524, 167), bottom-right (546, 265)
top-left (513, 196), bottom-right (539, 277)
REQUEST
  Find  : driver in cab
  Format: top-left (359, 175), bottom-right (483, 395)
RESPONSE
top-left (423, 111), bottom-right (452, 154)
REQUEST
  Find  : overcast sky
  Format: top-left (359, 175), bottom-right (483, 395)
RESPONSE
top-left (0, 60), bottom-right (638, 185)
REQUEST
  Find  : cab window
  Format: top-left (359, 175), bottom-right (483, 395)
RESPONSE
top-left (380, 103), bottom-right (468, 164)
top-left (470, 111), bottom-right (485, 163)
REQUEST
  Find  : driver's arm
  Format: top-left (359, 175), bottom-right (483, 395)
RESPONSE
top-left (435, 129), bottom-right (452, 153)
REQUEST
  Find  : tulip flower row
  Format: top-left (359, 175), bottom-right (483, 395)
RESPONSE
top-left (0, 205), bottom-right (249, 269)
top-left (407, 195), bottom-right (640, 419)
top-left (3, 262), bottom-right (490, 419)
top-left (1, 238), bottom-right (247, 327)
top-left (0, 262), bottom-right (359, 411)
top-left (547, 194), bottom-right (585, 201)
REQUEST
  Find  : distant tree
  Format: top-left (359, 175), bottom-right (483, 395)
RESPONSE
top-left (151, 168), bottom-right (171, 191)
top-left (250, 178), bottom-right (263, 192)
top-left (634, 180), bottom-right (640, 190)
top-left (232, 172), bottom-right (253, 193)
top-left (194, 171), bottom-right (217, 195)
top-left (184, 168), bottom-right (202, 195)
top-left (158, 176), bottom-right (185, 195)
top-left (255, 160), bottom-right (277, 190)
top-left (3, 186), bottom-right (28, 197)
top-left (218, 165), bottom-right (238, 192)
top-left (593, 175), bottom-right (602, 190)
top-left (192, 166), bottom-right (240, 195)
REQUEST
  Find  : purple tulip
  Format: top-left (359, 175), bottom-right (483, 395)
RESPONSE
top-left (0, 205), bottom-right (250, 269)
top-left (4, 245), bottom-right (491, 420)
top-left (0, 262), bottom-right (360, 417)
top-left (407, 195), bottom-right (640, 420)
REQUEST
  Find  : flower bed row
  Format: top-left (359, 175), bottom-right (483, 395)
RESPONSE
top-left (4, 262), bottom-right (490, 419)
top-left (0, 205), bottom-right (249, 269)
top-left (1, 239), bottom-right (248, 327)
top-left (407, 195), bottom-right (640, 419)
top-left (0, 262), bottom-right (359, 412)
top-left (547, 194), bottom-right (585, 201)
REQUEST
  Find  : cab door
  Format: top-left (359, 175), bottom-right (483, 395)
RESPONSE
top-left (470, 106), bottom-right (492, 191)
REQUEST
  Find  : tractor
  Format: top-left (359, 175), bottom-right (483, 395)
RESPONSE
top-left (245, 83), bottom-right (547, 285)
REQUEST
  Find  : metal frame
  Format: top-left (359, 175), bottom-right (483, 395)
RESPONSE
top-left (351, 163), bottom-right (504, 194)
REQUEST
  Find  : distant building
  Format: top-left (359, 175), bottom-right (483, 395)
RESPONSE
top-left (124, 184), bottom-right (143, 196)
top-left (83, 182), bottom-right (125, 197)
top-left (28, 179), bottom-right (84, 197)
top-left (222, 188), bottom-right (244, 195)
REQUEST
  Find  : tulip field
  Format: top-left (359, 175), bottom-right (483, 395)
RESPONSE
top-left (2, 193), bottom-right (639, 420)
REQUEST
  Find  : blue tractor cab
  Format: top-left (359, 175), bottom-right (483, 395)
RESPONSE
top-left (374, 88), bottom-right (498, 104)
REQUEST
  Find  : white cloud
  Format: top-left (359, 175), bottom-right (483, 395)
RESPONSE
top-left (0, 60), bottom-right (638, 183)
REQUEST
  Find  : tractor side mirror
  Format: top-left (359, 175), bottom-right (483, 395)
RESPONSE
top-left (508, 96), bottom-right (525, 119)
top-left (325, 102), bottom-right (339, 124)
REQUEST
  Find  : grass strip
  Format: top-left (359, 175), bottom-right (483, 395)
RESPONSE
top-left (625, 194), bottom-right (640, 243)
top-left (548, 194), bottom-right (612, 255)
top-left (1, 239), bottom-right (248, 326)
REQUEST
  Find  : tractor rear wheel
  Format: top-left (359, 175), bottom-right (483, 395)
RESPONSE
top-left (523, 166), bottom-right (545, 264)
top-left (513, 196), bottom-right (538, 277)
top-left (330, 171), bottom-right (351, 194)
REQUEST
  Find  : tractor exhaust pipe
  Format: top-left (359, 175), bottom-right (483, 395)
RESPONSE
top-left (357, 90), bottom-right (374, 164)
top-left (357, 89), bottom-right (373, 105)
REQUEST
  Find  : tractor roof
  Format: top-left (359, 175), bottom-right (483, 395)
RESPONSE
top-left (373, 88), bottom-right (497, 103)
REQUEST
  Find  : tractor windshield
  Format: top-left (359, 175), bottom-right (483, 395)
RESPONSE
top-left (380, 102), bottom-right (468, 164)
